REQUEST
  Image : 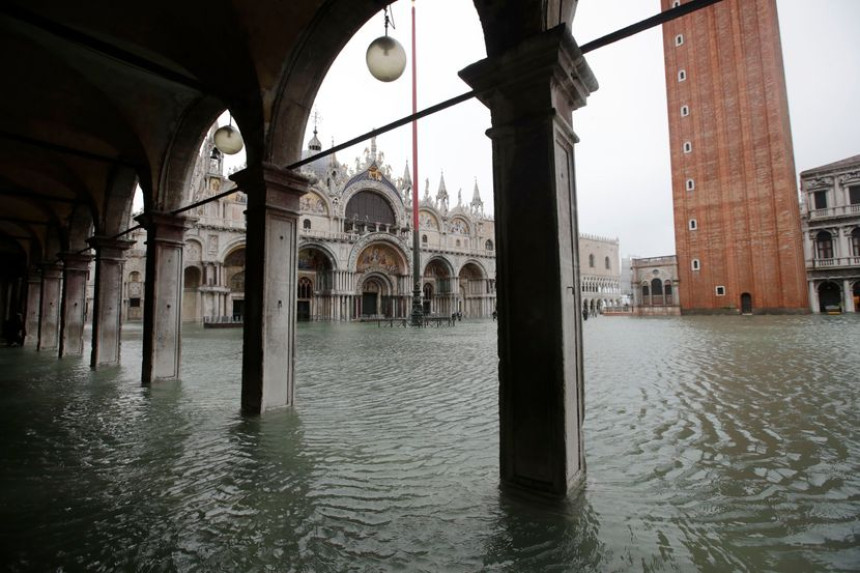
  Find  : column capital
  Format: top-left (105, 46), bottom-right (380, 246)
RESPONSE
top-left (87, 236), bottom-right (136, 260)
top-left (40, 261), bottom-right (63, 279)
top-left (459, 24), bottom-right (598, 124)
top-left (58, 252), bottom-right (93, 272)
top-left (230, 162), bottom-right (310, 215)
top-left (134, 212), bottom-right (193, 246)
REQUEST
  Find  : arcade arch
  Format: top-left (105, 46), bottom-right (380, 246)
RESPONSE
top-left (423, 257), bottom-right (455, 316)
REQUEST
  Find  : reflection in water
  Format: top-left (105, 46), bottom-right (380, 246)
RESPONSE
top-left (0, 315), bottom-right (858, 571)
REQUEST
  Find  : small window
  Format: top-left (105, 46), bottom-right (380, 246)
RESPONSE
top-left (686, 178), bottom-right (695, 191)
top-left (683, 141), bottom-right (692, 153)
top-left (129, 297), bottom-right (141, 308)
top-left (850, 185), bottom-right (860, 205)
top-left (675, 34), bottom-right (684, 46)
top-left (689, 219), bottom-right (697, 230)
top-left (605, 256), bottom-right (611, 270)
top-left (672, 0), bottom-right (681, 6)
top-left (715, 286), bottom-right (726, 296)
top-left (681, 105), bottom-right (690, 117)
top-left (589, 254), bottom-right (595, 268)
top-left (485, 240), bottom-right (494, 251)
top-left (303, 219), bottom-right (311, 230)
top-left (691, 258), bottom-right (701, 271)
top-left (422, 234), bottom-right (428, 244)
top-left (456, 240), bottom-right (461, 247)
top-left (813, 190), bottom-right (827, 210)
top-left (678, 69), bottom-right (687, 82)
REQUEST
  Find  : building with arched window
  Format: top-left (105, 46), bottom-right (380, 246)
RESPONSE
top-left (118, 129), bottom-right (624, 322)
top-left (800, 154), bottom-right (860, 313)
top-left (631, 256), bottom-right (680, 316)
top-left (579, 234), bottom-right (622, 313)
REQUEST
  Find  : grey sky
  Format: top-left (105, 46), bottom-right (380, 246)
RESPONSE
top-left (289, 0), bottom-right (859, 259)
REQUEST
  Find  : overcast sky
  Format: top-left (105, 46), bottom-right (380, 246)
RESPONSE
top-left (281, 0), bottom-right (859, 259)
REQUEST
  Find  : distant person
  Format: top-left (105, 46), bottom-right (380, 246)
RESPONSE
top-left (492, 310), bottom-right (497, 321)
top-left (582, 308), bottom-right (588, 321)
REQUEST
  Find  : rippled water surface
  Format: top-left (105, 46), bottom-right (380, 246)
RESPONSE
top-left (1, 315), bottom-right (858, 571)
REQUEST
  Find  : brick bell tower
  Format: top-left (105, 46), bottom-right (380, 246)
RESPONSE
top-left (661, 0), bottom-right (808, 313)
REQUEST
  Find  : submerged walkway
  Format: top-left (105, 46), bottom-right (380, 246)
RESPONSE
top-left (1, 316), bottom-right (858, 571)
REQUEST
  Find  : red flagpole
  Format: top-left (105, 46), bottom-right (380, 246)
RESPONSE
top-left (409, 0), bottom-right (423, 324)
top-left (411, 0), bottom-right (419, 229)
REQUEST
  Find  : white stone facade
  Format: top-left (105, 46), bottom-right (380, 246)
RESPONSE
top-left (579, 234), bottom-right (622, 312)
top-left (800, 154), bottom-right (860, 313)
top-left (120, 130), bottom-right (624, 322)
top-left (631, 255), bottom-right (681, 316)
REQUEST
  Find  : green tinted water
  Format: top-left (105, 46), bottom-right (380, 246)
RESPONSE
top-left (1, 315), bottom-right (858, 571)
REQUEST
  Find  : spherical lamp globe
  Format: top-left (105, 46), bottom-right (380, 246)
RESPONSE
top-left (366, 35), bottom-right (406, 82)
top-left (213, 124), bottom-right (244, 155)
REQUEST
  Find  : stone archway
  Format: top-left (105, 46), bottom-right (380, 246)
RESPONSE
top-left (299, 246), bottom-right (336, 319)
top-left (423, 258), bottom-right (455, 317)
top-left (818, 281), bottom-right (842, 313)
top-left (459, 261), bottom-right (487, 318)
top-left (355, 242), bottom-right (407, 318)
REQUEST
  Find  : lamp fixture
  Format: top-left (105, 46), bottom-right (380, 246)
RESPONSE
top-left (366, 5), bottom-right (406, 82)
top-left (214, 114), bottom-right (244, 155)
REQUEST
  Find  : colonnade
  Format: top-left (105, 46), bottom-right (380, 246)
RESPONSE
top-left (11, 24), bottom-right (594, 500)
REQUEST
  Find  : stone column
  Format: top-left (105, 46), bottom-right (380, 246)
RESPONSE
top-left (58, 253), bottom-right (93, 357)
top-left (843, 279), bottom-right (855, 313)
top-left (37, 263), bottom-right (63, 352)
top-left (838, 228), bottom-right (851, 262)
top-left (460, 25), bottom-right (597, 498)
top-left (231, 164), bottom-right (309, 414)
top-left (89, 237), bottom-right (134, 367)
top-left (24, 272), bottom-right (41, 347)
top-left (137, 213), bottom-right (191, 383)
top-left (809, 281), bottom-right (820, 313)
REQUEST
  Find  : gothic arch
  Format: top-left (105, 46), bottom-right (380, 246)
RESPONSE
top-left (298, 241), bottom-right (339, 272)
top-left (341, 181), bottom-right (406, 229)
top-left (423, 255), bottom-right (455, 278)
top-left (219, 238), bottom-right (248, 263)
top-left (347, 232), bottom-right (410, 273)
top-left (457, 258), bottom-right (488, 278)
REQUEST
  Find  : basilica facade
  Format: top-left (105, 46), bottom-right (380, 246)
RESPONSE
top-left (120, 129), bottom-right (622, 323)
top-left (124, 130), bottom-right (498, 322)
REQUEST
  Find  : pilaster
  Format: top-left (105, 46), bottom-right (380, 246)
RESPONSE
top-left (59, 253), bottom-right (93, 357)
top-left (460, 25), bottom-right (597, 498)
top-left (24, 272), bottom-right (41, 347)
top-left (88, 237), bottom-right (135, 367)
top-left (230, 163), bottom-right (309, 414)
top-left (37, 263), bottom-right (63, 352)
top-left (136, 213), bottom-right (192, 382)
top-left (809, 281), bottom-right (820, 313)
top-left (843, 279), bottom-right (855, 313)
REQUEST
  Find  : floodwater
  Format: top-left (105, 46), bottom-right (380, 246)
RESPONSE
top-left (1, 315), bottom-right (858, 572)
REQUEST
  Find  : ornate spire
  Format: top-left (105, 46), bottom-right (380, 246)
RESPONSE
top-left (436, 172), bottom-right (449, 214)
top-left (308, 109), bottom-right (323, 151)
top-left (470, 177), bottom-right (484, 215)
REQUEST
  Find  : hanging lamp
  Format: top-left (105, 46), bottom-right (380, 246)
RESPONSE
top-left (366, 5), bottom-right (406, 82)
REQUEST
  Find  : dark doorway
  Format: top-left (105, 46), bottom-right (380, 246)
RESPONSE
top-left (818, 282), bottom-right (842, 313)
top-left (232, 299), bottom-right (245, 320)
top-left (362, 292), bottom-right (378, 316)
top-left (297, 301), bottom-right (310, 322)
top-left (740, 293), bottom-right (752, 314)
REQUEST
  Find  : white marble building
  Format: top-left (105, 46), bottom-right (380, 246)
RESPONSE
top-left (800, 154), bottom-right (860, 313)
